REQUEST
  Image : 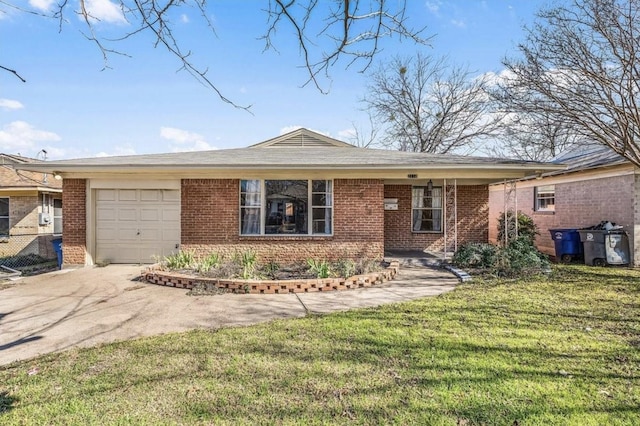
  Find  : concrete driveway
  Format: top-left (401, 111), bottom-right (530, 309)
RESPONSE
top-left (0, 263), bottom-right (458, 366)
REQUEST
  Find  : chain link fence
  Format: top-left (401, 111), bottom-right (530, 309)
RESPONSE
top-left (0, 233), bottom-right (58, 274)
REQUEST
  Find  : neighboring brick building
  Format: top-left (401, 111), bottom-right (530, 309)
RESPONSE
top-left (0, 153), bottom-right (63, 263)
top-left (16, 129), bottom-right (560, 267)
top-left (489, 145), bottom-right (639, 266)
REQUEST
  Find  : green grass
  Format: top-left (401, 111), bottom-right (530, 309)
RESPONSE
top-left (1, 264), bottom-right (639, 425)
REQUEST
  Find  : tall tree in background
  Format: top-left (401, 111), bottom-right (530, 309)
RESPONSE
top-left (362, 53), bottom-right (499, 154)
top-left (487, 109), bottom-right (580, 161)
top-left (494, 0), bottom-right (640, 167)
top-left (1, 1), bottom-right (425, 109)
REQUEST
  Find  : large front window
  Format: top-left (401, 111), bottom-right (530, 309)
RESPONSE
top-left (412, 186), bottom-right (442, 232)
top-left (240, 180), bottom-right (332, 235)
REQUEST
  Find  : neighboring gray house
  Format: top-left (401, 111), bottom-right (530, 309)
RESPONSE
top-left (489, 144), bottom-right (639, 266)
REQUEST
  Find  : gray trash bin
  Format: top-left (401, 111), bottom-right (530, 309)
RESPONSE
top-left (578, 229), bottom-right (629, 266)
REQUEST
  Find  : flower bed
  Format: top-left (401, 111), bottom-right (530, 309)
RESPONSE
top-left (143, 260), bottom-right (400, 294)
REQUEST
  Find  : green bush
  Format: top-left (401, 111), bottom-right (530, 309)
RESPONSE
top-left (495, 237), bottom-right (550, 277)
top-left (335, 259), bottom-right (356, 278)
top-left (497, 210), bottom-right (539, 245)
top-left (451, 243), bottom-right (499, 269)
top-left (452, 238), bottom-right (549, 277)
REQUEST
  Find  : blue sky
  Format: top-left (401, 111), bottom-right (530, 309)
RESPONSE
top-left (0, 0), bottom-right (547, 159)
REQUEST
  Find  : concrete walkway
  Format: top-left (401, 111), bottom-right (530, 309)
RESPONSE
top-left (0, 261), bottom-right (458, 366)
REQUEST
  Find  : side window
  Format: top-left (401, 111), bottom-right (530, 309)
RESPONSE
top-left (535, 185), bottom-right (555, 212)
top-left (53, 198), bottom-right (63, 235)
top-left (0, 197), bottom-right (9, 236)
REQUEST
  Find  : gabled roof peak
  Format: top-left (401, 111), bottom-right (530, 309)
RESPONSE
top-left (250, 128), bottom-right (354, 148)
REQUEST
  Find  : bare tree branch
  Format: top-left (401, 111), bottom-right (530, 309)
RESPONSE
top-left (495, 0), bottom-right (640, 167)
top-left (346, 111), bottom-right (381, 148)
top-left (0, 65), bottom-right (26, 83)
top-left (262, 0), bottom-right (429, 93)
top-left (2, 1), bottom-right (427, 109)
top-left (362, 53), bottom-right (500, 154)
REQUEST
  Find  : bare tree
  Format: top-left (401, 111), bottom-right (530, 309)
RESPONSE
top-left (487, 110), bottom-right (581, 161)
top-left (346, 112), bottom-right (381, 148)
top-left (495, 0), bottom-right (640, 167)
top-left (1, 1), bottom-right (426, 109)
top-left (362, 53), bottom-right (500, 154)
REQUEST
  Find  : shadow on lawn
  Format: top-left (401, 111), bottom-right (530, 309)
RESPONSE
top-left (0, 391), bottom-right (17, 415)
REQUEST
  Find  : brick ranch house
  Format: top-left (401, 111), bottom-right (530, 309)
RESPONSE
top-left (489, 144), bottom-right (640, 266)
top-left (17, 129), bottom-right (561, 267)
top-left (0, 153), bottom-right (63, 262)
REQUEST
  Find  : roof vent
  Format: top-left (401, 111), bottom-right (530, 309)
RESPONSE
top-left (407, 174), bottom-right (418, 179)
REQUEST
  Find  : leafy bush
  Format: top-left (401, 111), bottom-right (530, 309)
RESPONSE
top-left (451, 243), bottom-right (499, 269)
top-left (496, 237), bottom-right (550, 277)
top-left (335, 259), bottom-right (356, 278)
top-left (452, 238), bottom-right (549, 278)
top-left (497, 210), bottom-right (539, 245)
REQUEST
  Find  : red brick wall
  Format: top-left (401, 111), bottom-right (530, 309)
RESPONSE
top-left (62, 179), bottom-right (86, 266)
top-left (180, 179), bottom-right (385, 262)
top-left (384, 184), bottom-right (488, 251)
top-left (488, 174), bottom-right (635, 259)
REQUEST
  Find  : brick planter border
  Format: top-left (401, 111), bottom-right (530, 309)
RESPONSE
top-left (143, 261), bottom-right (400, 294)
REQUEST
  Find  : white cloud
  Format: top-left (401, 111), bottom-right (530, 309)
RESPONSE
top-left (0, 99), bottom-right (24, 110)
top-left (450, 19), bottom-right (466, 28)
top-left (0, 121), bottom-right (61, 153)
top-left (160, 126), bottom-right (215, 152)
top-left (95, 144), bottom-right (136, 157)
top-left (426, 1), bottom-right (441, 15)
top-left (337, 128), bottom-right (356, 140)
top-left (28, 0), bottom-right (55, 11)
top-left (84, 0), bottom-right (127, 24)
top-left (180, 14), bottom-right (189, 23)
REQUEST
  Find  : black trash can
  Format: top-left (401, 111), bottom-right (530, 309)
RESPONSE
top-left (578, 229), bottom-right (629, 266)
top-left (549, 229), bottom-right (583, 263)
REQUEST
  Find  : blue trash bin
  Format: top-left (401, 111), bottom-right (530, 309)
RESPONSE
top-left (549, 229), bottom-right (583, 263)
top-left (51, 238), bottom-right (63, 270)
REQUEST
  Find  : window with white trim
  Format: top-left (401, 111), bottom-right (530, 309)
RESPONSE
top-left (535, 185), bottom-right (555, 212)
top-left (0, 197), bottom-right (9, 236)
top-left (53, 198), bottom-right (63, 235)
top-left (412, 186), bottom-right (442, 232)
top-left (240, 180), bottom-right (333, 235)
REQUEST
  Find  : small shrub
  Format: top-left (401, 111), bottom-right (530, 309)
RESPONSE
top-left (452, 243), bottom-right (499, 269)
top-left (307, 259), bottom-right (331, 279)
top-left (354, 258), bottom-right (383, 275)
top-left (495, 237), bottom-right (550, 277)
top-left (164, 251), bottom-right (195, 270)
top-left (234, 250), bottom-right (258, 279)
top-left (452, 238), bottom-right (549, 278)
top-left (262, 261), bottom-right (280, 279)
top-left (335, 259), bottom-right (356, 278)
top-left (497, 210), bottom-right (539, 245)
top-left (196, 253), bottom-right (220, 274)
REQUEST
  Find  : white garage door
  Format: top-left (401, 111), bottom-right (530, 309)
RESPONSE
top-left (95, 189), bottom-right (180, 264)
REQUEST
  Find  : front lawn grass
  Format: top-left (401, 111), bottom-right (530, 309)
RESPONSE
top-left (1, 264), bottom-right (639, 425)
